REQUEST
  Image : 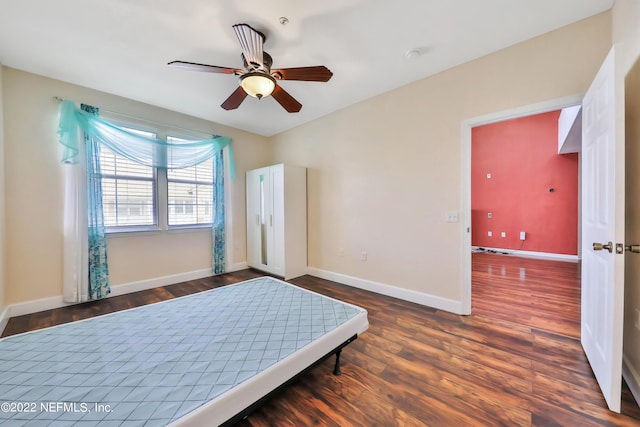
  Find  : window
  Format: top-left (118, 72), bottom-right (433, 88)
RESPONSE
top-left (98, 125), bottom-right (217, 233)
top-left (166, 136), bottom-right (214, 227)
top-left (100, 128), bottom-right (156, 229)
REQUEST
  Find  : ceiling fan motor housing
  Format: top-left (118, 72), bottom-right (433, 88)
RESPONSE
top-left (242, 52), bottom-right (273, 73)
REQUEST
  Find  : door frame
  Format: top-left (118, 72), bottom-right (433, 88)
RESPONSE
top-left (460, 93), bottom-right (584, 315)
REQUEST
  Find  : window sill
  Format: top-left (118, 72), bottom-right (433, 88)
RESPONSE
top-left (106, 225), bottom-right (212, 238)
top-left (167, 224), bottom-right (213, 232)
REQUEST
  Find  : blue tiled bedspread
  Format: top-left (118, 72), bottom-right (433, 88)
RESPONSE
top-left (0, 277), bottom-right (364, 426)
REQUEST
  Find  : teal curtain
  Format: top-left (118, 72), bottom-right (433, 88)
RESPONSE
top-left (59, 100), bottom-right (236, 177)
top-left (81, 104), bottom-right (111, 300)
top-left (212, 149), bottom-right (225, 274)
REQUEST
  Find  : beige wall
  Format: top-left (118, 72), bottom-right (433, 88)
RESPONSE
top-left (0, 64), bottom-right (5, 314)
top-left (2, 67), bottom-right (270, 304)
top-left (270, 13), bottom-right (611, 302)
top-left (613, 0), bottom-right (640, 75)
top-left (614, 0), bottom-right (640, 400)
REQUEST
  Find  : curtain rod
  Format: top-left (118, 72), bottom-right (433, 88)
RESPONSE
top-left (53, 96), bottom-right (217, 138)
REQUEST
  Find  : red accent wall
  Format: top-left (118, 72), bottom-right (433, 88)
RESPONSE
top-left (472, 110), bottom-right (578, 255)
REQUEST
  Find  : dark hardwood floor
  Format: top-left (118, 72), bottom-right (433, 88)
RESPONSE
top-left (472, 252), bottom-right (581, 338)
top-left (3, 253), bottom-right (640, 426)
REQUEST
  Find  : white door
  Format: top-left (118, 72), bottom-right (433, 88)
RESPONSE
top-left (581, 47), bottom-right (625, 413)
top-left (246, 167), bottom-right (271, 270)
top-left (269, 165), bottom-right (285, 276)
top-left (245, 168), bottom-right (261, 268)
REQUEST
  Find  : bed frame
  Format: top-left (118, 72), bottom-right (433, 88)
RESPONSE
top-left (221, 334), bottom-right (358, 426)
top-left (172, 278), bottom-right (368, 426)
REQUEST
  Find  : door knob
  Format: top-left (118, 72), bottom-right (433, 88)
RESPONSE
top-left (593, 241), bottom-right (613, 253)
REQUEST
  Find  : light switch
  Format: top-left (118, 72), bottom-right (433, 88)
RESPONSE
top-left (446, 212), bottom-right (459, 223)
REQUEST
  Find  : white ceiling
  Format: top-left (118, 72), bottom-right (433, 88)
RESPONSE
top-left (0, 0), bottom-right (614, 136)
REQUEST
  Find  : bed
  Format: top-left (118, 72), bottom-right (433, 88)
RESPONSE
top-left (0, 276), bottom-right (368, 426)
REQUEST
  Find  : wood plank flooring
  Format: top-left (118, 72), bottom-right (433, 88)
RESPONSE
top-left (3, 253), bottom-right (640, 426)
top-left (472, 252), bottom-right (581, 338)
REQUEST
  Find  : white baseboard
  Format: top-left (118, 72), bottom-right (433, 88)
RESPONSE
top-left (230, 262), bottom-right (248, 272)
top-left (472, 246), bottom-right (579, 262)
top-left (6, 264), bottom-right (250, 320)
top-left (8, 295), bottom-right (73, 318)
top-left (307, 267), bottom-right (463, 314)
top-left (623, 354), bottom-right (640, 408)
top-left (108, 268), bottom-right (214, 298)
top-left (0, 305), bottom-right (9, 336)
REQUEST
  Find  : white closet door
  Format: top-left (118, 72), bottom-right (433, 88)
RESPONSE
top-left (270, 164), bottom-right (285, 276)
top-left (246, 167), bottom-right (271, 270)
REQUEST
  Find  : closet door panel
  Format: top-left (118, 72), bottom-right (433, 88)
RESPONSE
top-left (270, 165), bottom-right (285, 276)
top-left (246, 167), bottom-right (270, 270)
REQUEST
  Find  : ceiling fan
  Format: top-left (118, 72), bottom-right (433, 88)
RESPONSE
top-left (168, 23), bottom-right (333, 113)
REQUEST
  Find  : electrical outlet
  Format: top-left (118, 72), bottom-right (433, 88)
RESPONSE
top-left (487, 212), bottom-right (493, 219)
top-left (487, 231), bottom-right (492, 237)
top-left (486, 173), bottom-right (492, 179)
top-left (501, 232), bottom-right (506, 238)
top-left (519, 231), bottom-right (526, 241)
top-left (445, 211), bottom-right (459, 223)
top-left (361, 252), bottom-right (367, 261)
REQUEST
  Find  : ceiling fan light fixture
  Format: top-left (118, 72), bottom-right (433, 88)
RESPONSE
top-left (240, 72), bottom-right (276, 99)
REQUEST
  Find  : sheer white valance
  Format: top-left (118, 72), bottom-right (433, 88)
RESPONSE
top-left (57, 99), bottom-right (235, 177)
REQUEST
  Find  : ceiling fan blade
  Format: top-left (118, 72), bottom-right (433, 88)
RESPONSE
top-left (168, 61), bottom-right (242, 75)
top-left (221, 86), bottom-right (249, 110)
top-left (271, 85), bottom-right (302, 113)
top-left (271, 66), bottom-right (333, 82)
top-left (233, 24), bottom-right (265, 70)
